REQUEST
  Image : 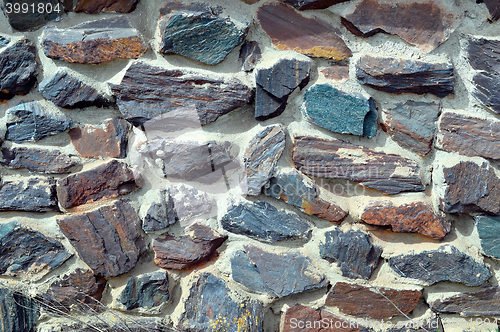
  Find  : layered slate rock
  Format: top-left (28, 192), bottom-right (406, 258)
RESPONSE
top-left (42, 320), bottom-right (166, 332)
top-left (356, 55), bottom-right (454, 98)
top-left (255, 58), bottom-right (310, 120)
top-left (152, 224), bottom-right (227, 270)
top-left (158, 2), bottom-right (248, 65)
top-left (256, 2), bottom-right (352, 60)
top-left (380, 101), bottom-right (441, 156)
top-left (39, 68), bottom-right (112, 108)
top-left (292, 136), bottom-right (424, 195)
top-left (360, 202), bottom-right (451, 239)
top-left (429, 286), bottom-right (500, 317)
top-left (439, 161), bottom-right (500, 215)
top-left (120, 271), bottom-right (169, 312)
top-left (139, 189), bottom-right (177, 232)
top-left (5, 101), bottom-right (72, 143)
top-left (0, 39), bottom-right (38, 101)
top-left (244, 125), bottom-right (285, 195)
top-left (0, 177), bottom-right (58, 212)
top-left (0, 147), bottom-right (77, 174)
top-left (0, 220), bottom-right (71, 278)
top-left (4, 0), bottom-right (61, 31)
top-left (320, 228), bottom-right (382, 280)
top-left (0, 287), bottom-right (38, 332)
top-left (342, 0), bottom-right (461, 53)
top-left (41, 16), bottom-right (147, 64)
top-left (169, 184), bottom-right (213, 224)
top-left (68, 118), bottom-right (129, 159)
top-left (264, 168), bottom-right (348, 223)
top-left (481, 0), bottom-right (500, 21)
top-left (321, 64), bottom-right (349, 82)
top-left (70, 0), bottom-right (139, 13)
top-left (179, 273), bottom-right (264, 332)
top-left (111, 61), bottom-right (253, 126)
top-left (326, 282), bottom-right (422, 319)
top-left (436, 112), bottom-right (500, 160)
top-left (231, 245), bottom-right (327, 298)
top-left (475, 215), bottom-right (500, 259)
top-left (221, 201), bottom-right (313, 243)
top-left (240, 41), bottom-right (261, 71)
top-left (56, 159), bottom-right (138, 209)
top-left (57, 200), bottom-right (146, 277)
top-left (388, 245), bottom-right (492, 286)
top-left (283, 0), bottom-right (350, 10)
top-left (303, 84), bottom-right (377, 137)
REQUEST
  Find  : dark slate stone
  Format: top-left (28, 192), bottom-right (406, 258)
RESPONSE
top-left (429, 286), bottom-right (500, 317)
top-left (4, 0), bottom-right (61, 31)
top-left (240, 41), bottom-right (261, 71)
top-left (264, 168), bottom-right (348, 223)
top-left (41, 16), bottom-right (147, 64)
top-left (0, 287), bottom-right (38, 332)
top-left (303, 84), bottom-right (377, 137)
top-left (43, 320), bottom-right (169, 332)
top-left (320, 228), bottom-right (382, 280)
top-left (292, 136), bottom-right (424, 195)
top-left (68, 0), bottom-right (139, 13)
top-left (111, 61), bottom-right (253, 126)
top-left (283, 0), bottom-right (350, 10)
top-left (476, 215), bottom-right (500, 259)
top-left (158, 2), bottom-right (248, 65)
top-left (255, 58), bottom-right (310, 120)
top-left (139, 189), bottom-right (177, 232)
top-left (120, 271), bottom-right (169, 312)
top-left (381, 101), bottom-right (441, 156)
top-left (482, 0), bottom-right (500, 21)
top-left (0, 177), bottom-right (58, 212)
top-left (440, 161), bottom-right (500, 215)
top-left (179, 273), bottom-right (264, 332)
top-left (0, 37), bottom-right (9, 47)
top-left (0, 147), bottom-right (78, 174)
top-left (356, 55), bottom-right (454, 98)
top-left (388, 245), bottom-right (492, 286)
top-left (0, 40), bottom-right (38, 101)
top-left (39, 68), bottom-right (112, 108)
top-left (5, 101), bottom-right (72, 143)
top-left (221, 201), bottom-right (313, 243)
top-left (0, 220), bottom-right (72, 278)
top-left (231, 245), bottom-right (327, 298)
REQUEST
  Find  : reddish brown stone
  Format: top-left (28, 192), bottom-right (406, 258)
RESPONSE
top-left (326, 282), bottom-right (422, 319)
top-left (429, 286), bottom-right (500, 317)
top-left (241, 0), bottom-right (259, 3)
top-left (256, 2), bottom-right (352, 60)
top-left (342, 0), bottom-right (461, 53)
top-left (361, 202), bottom-right (451, 239)
top-left (68, 118), bottom-right (129, 159)
top-left (283, 0), bottom-right (350, 10)
top-left (482, 0), bottom-right (500, 21)
top-left (71, 0), bottom-right (139, 13)
top-left (56, 159), bottom-right (138, 209)
top-left (153, 224), bottom-right (227, 270)
top-left (321, 64), bottom-right (349, 82)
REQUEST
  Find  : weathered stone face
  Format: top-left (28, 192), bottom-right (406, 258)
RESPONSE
top-left (481, 0), bottom-right (500, 21)
top-left (119, 271), bottom-right (169, 312)
top-left (4, 0), bottom-right (61, 31)
top-left (283, 0), bottom-right (350, 10)
top-left (321, 64), bottom-right (349, 81)
top-left (69, 0), bottom-right (139, 13)
top-left (1, 147), bottom-right (77, 174)
top-left (139, 189), bottom-right (177, 232)
top-left (476, 215), bottom-right (500, 259)
top-left (0, 287), bottom-right (38, 332)
top-left (240, 41), bottom-right (261, 71)
top-left (429, 286), bottom-right (500, 317)
top-left (0, 177), bottom-right (59, 212)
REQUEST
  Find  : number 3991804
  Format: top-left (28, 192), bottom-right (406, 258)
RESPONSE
top-left (4, 2), bottom-right (61, 13)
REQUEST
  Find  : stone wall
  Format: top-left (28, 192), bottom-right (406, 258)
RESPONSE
top-left (0, 0), bottom-right (500, 331)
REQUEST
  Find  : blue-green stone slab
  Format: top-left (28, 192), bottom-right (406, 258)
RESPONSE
top-left (476, 215), bottom-right (500, 259)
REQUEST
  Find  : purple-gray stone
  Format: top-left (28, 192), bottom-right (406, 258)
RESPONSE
top-left (1, 147), bottom-right (78, 174)
top-left (240, 41), bottom-right (261, 71)
top-left (0, 177), bottom-right (58, 212)
top-left (429, 286), bottom-right (500, 317)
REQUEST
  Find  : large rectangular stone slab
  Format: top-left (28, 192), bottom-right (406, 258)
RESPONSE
top-left (429, 286), bottom-right (500, 317)
top-left (0, 177), bottom-right (58, 212)
top-left (1, 147), bottom-right (77, 174)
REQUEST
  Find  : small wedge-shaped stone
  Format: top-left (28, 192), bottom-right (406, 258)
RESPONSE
top-left (303, 84), bottom-right (377, 137)
top-left (381, 101), bottom-right (441, 156)
top-left (292, 136), bottom-right (424, 195)
top-left (482, 0), bottom-right (500, 21)
top-left (429, 286), bottom-right (500, 317)
top-left (326, 282), bottom-right (422, 319)
top-left (361, 202), bottom-right (451, 239)
top-left (436, 112), bottom-right (500, 159)
top-left (153, 224), bottom-right (227, 270)
top-left (221, 201), bottom-right (313, 243)
top-left (256, 2), bottom-right (352, 60)
top-left (169, 184), bottom-right (213, 224)
top-left (231, 245), bottom-right (327, 298)
top-left (475, 215), bottom-right (500, 259)
top-left (57, 159), bottom-right (138, 209)
top-left (0, 287), bottom-right (38, 332)
top-left (388, 245), bottom-right (491, 286)
top-left (255, 58), bottom-right (310, 120)
top-left (39, 68), bottom-right (112, 108)
top-left (179, 273), bottom-right (264, 332)
top-left (71, 0), bottom-right (139, 13)
top-left (158, 2), bottom-right (248, 65)
top-left (283, 0), bottom-right (350, 10)
top-left (264, 168), bottom-right (348, 223)
top-left (342, 0), bottom-right (461, 53)
top-left (240, 41), bottom-right (261, 71)
top-left (57, 200), bottom-right (146, 277)
top-left (0, 220), bottom-right (72, 278)
top-left (0, 40), bottom-right (38, 101)
top-left (320, 228), bottom-right (382, 280)
top-left (139, 189), bottom-right (177, 232)
top-left (4, 0), bottom-right (61, 31)
top-left (356, 55), bottom-right (454, 98)
top-left (42, 16), bottom-right (147, 64)
top-left (120, 271), bottom-right (169, 312)
top-left (1, 147), bottom-right (77, 174)
top-left (440, 161), bottom-right (500, 215)
top-left (0, 177), bottom-right (58, 212)
top-left (5, 101), bottom-right (72, 143)
top-left (244, 125), bottom-right (285, 194)
top-left (111, 61), bottom-right (253, 126)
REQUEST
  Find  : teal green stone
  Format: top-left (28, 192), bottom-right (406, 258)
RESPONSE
top-left (476, 215), bottom-right (500, 259)
top-left (303, 84), bottom-right (377, 137)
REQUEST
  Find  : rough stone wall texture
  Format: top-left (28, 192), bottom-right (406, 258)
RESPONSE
top-left (0, 0), bottom-right (500, 331)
